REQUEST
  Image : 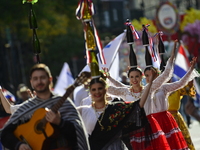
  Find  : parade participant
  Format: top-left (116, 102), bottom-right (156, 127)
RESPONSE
top-left (0, 86), bottom-right (14, 114)
top-left (104, 20), bottom-right (144, 103)
top-left (77, 69), bottom-right (154, 150)
top-left (1, 63), bottom-right (90, 150)
top-left (80, 94), bottom-right (120, 106)
top-left (76, 16), bottom-right (153, 148)
top-left (0, 85), bottom-right (34, 114)
top-left (15, 84), bottom-right (31, 104)
top-left (0, 87), bottom-right (14, 129)
top-left (103, 53), bottom-right (175, 149)
top-left (102, 25), bottom-right (181, 150)
top-left (168, 80), bottom-right (196, 150)
top-left (144, 55), bottom-right (199, 150)
top-left (104, 65), bottom-right (144, 103)
top-left (157, 33), bottom-right (196, 150)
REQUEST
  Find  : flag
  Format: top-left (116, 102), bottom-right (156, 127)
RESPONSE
top-left (1, 88), bottom-right (16, 103)
top-left (98, 31), bottom-right (126, 80)
top-left (173, 44), bottom-right (190, 79)
top-left (54, 62), bottom-right (75, 96)
top-left (173, 43), bottom-right (200, 106)
top-left (81, 31), bottom-right (126, 80)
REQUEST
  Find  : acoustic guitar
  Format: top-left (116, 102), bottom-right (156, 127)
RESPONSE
top-left (14, 71), bottom-right (91, 150)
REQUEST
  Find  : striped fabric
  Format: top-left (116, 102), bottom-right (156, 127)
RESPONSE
top-left (3, 93), bottom-right (90, 150)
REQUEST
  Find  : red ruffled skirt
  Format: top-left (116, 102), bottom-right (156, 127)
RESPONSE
top-left (130, 114), bottom-right (170, 150)
top-left (152, 111), bottom-right (189, 150)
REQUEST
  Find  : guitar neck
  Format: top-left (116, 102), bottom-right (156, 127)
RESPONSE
top-left (51, 85), bottom-right (75, 112)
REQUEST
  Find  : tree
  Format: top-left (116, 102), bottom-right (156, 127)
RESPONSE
top-left (0, 0), bottom-right (86, 93)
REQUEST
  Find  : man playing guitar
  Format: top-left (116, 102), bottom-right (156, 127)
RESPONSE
top-left (1, 63), bottom-right (90, 150)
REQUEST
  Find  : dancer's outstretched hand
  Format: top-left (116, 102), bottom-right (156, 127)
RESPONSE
top-left (190, 57), bottom-right (197, 70)
top-left (102, 67), bottom-right (110, 78)
top-left (149, 68), bottom-right (157, 83)
top-left (169, 39), bottom-right (178, 63)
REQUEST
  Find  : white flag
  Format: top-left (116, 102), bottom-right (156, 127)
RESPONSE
top-left (54, 62), bottom-right (74, 95)
top-left (98, 31), bottom-right (126, 80)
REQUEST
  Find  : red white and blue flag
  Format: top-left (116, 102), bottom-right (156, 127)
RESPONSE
top-left (173, 44), bottom-right (190, 79)
top-left (173, 43), bottom-right (200, 106)
top-left (1, 88), bottom-right (16, 103)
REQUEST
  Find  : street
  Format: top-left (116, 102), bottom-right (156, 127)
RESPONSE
top-left (189, 119), bottom-right (200, 150)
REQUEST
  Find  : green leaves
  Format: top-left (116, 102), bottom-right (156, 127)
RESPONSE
top-left (22, 0), bottom-right (38, 5)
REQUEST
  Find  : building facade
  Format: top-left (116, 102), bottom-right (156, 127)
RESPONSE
top-left (93, 0), bottom-right (200, 34)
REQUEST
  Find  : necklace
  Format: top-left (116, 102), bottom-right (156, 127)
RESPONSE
top-left (129, 86), bottom-right (143, 99)
top-left (94, 104), bottom-right (105, 109)
top-left (93, 102), bottom-right (107, 131)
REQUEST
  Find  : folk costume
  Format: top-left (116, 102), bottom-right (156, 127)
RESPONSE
top-left (76, 16), bottom-right (154, 149)
top-left (107, 19), bottom-right (143, 103)
top-left (137, 27), bottom-right (189, 149)
top-left (155, 33), bottom-right (198, 150)
top-left (107, 76), bottom-right (143, 102)
top-left (168, 84), bottom-right (196, 150)
top-left (1, 93), bottom-right (90, 150)
top-left (107, 23), bottom-right (171, 150)
top-left (149, 64), bottom-right (200, 150)
top-left (108, 59), bottom-right (174, 150)
top-left (77, 100), bottom-right (152, 150)
top-left (80, 95), bottom-right (120, 106)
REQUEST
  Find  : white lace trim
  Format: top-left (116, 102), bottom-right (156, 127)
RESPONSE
top-left (130, 130), bottom-right (165, 143)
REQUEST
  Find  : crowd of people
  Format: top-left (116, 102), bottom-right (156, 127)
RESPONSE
top-left (0, 16), bottom-right (200, 150)
top-left (0, 42), bottom-right (199, 150)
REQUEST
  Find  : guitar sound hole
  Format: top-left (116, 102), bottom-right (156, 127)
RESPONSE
top-left (35, 120), bottom-right (45, 134)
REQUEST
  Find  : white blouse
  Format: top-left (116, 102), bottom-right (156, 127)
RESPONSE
top-left (80, 95), bottom-right (120, 106)
top-left (77, 105), bottom-right (104, 135)
top-left (149, 68), bottom-right (200, 115)
top-left (107, 72), bottom-right (142, 102)
top-left (107, 59), bottom-right (174, 115)
top-left (107, 86), bottom-right (142, 102)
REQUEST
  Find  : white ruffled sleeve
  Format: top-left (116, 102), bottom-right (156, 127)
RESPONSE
top-left (107, 86), bottom-right (128, 97)
top-left (162, 68), bottom-right (200, 96)
top-left (107, 76), bottom-right (128, 88)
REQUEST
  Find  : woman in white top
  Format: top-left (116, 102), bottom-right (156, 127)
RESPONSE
top-left (143, 57), bottom-right (199, 150)
top-left (77, 71), bottom-right (154, 150)
top-left (0, 86), bottom-right (34, 114)
top-left (103, 41), bottom-right (180, 150)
